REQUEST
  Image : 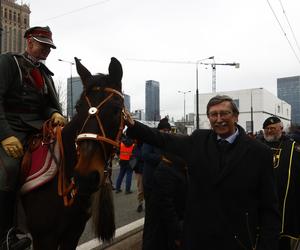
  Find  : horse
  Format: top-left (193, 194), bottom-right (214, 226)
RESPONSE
top-left (21, 57), bottom-right (125, 250)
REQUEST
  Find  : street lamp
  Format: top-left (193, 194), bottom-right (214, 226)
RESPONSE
top-left (58, 58), bottom-right (75, 119)
top-left (178, 90), bottom-right (191, 124)
top-left (196, 56), bottom-right (214, 129)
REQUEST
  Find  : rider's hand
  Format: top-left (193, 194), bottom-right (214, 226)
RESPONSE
top-left (123, 109), bottom-right (135, 127)
top-left (1, 136), bottom-right (24, 158)
top-left (51, 112), bottom-right (66, 126)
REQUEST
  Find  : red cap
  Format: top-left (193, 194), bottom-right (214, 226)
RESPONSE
top-left (24, 26), bottom-right (56, 49)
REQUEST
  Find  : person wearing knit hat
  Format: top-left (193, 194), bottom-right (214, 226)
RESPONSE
top-left (157, 117), bottom-right (171, 132)
top-left (259, 116), bottom-right (300, 250)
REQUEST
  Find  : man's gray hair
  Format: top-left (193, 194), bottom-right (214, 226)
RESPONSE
top-left (206, 95), bottom-right (239, 115)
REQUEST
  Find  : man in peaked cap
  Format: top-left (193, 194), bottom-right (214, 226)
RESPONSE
top-left (259, 116), bottom-right (300, 250)
top-left (0, 26), bottom-right (66, 249)
top-left (24, 26), bottom-right (56, 49)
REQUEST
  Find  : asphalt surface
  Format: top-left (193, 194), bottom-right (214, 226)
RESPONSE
top-left (78, 163), bottom-right (145, 245)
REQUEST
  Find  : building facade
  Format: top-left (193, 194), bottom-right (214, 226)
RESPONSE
top-left (277, 76), bottom-right (300, 125)
top-left (198, 88), bottom-right (291, 132)
top-left (145, 80), bottom-right (160, 121)
top-left (0, 0), bottom-right (30, 53)
top-left (67, 76), bottom-right (82, 120)
top-left (124, 93), bottom-right (130, 112)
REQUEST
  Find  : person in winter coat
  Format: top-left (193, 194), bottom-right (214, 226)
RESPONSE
top-left (0, 26), bottom-right (66, 249)
top-left (258, 116), bottom-right (300, 250)
top-left (125, 95), bottom-right (280, 250)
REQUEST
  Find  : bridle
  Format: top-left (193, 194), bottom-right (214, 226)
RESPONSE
top-left (58, 86), bottom-right (125, 206)
top-left (76, 86), bottom-right (125, 161)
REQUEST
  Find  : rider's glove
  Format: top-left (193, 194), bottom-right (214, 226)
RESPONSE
top-left (1, 136), bottom-right (24, 158)
top-left (51, 112), bottom-right (67, 126)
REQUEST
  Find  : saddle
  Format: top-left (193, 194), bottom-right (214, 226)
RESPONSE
top-left (20, 120), bottom-right (62, 194)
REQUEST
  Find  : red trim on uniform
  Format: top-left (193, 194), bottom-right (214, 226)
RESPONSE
top-left (27, 29), bottom-right (52, 39)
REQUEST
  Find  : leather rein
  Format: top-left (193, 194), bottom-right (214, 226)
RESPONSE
top-left (58, 86), bottom-right (125, 206)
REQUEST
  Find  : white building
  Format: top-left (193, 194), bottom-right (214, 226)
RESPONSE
top-left (198, 88), bottom-right (291, 133)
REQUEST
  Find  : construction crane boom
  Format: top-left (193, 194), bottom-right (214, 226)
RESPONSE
top-left (201, 62), bottom-right (240, 93)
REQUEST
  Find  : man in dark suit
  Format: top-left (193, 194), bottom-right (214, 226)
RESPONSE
top-left (0, 26), bottom-right (66, 249)
top-left (258, 116), bottom-right (300, 250)
top-left (125, 95), bottom-right (280, 250)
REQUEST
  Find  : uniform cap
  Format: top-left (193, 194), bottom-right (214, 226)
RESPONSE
top-left (263, 116), bottom-right (281, 129)
top-left (24, 26), bottom-right (56, 49)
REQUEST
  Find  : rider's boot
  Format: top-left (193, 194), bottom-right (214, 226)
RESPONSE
top-left (0, 191), bottom-right (31, 250)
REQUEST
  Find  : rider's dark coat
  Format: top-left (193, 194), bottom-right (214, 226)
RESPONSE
top-left (127, 122), bottom-right (280, 250)
top-left (259, 135), bottom-right (300, 240)
top-left (0, 52), bottom-right (61, 142)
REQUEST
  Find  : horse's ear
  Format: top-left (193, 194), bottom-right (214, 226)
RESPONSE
top-left (75, 57), bottom-right (92, 86)
top-left (109, 57), bottom-right (123, 87)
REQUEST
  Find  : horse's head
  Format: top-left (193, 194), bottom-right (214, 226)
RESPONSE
top-left (73, 57), bottom-right (124, 190)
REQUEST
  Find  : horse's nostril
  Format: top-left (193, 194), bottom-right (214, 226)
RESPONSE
top-left (89, 171), bottom-right (100, 184)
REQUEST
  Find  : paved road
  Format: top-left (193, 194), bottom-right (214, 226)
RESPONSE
top-left (78, 164), bottom-right (144, 246)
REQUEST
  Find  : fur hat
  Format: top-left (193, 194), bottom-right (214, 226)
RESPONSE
top-left (263, 116), bottom-right (281, 129)
top-left (157, 117), bottom-right (171, 130)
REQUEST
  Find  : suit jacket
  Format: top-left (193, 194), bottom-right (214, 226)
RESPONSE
top-left (127, 121), bottom-right (280, 250)
top-left (0, 53), bottom-right (61, 141)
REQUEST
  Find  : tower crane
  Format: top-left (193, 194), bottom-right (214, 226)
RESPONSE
top-left (201, 60), bottom-right (240, 93)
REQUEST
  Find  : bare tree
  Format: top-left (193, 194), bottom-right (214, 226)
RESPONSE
top-left (54, 79), bottom-right (67, 116)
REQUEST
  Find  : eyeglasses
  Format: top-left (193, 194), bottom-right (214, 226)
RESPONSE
top-left (208, 111), bottom-right (232, 119)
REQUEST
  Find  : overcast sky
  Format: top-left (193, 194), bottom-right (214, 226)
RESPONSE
top-left (26, 0), bottom-right (300, 120)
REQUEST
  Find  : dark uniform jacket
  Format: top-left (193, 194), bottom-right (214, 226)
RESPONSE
top-left (127, 121), bottom-right (280, 250)
top-left (259, 136), bottom-right (300, 240)
top-left (0, 52), bottom-right (61, 141)
top-left (152, 155), bottom-right (187, 250)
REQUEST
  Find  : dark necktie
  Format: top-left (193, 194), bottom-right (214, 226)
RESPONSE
top-left (218, 139), bottom-right (230, 170)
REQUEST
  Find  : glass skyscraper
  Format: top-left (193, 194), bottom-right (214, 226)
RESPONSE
top-left (277, 76), bottom-right (300, 125)
top-left (145, 80), bottom-right (160, 121)
top-left (67, 76), bottom-right (83, 119)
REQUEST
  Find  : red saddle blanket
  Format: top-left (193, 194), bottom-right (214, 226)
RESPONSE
top-left (20, 132), bottom-right (61, 194)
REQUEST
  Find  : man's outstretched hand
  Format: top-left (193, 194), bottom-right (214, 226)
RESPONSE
top-left (122, 109), bottom-right (135, 127)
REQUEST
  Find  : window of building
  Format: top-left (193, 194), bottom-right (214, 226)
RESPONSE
top-left (233, 99), bottom-right (239, 109)
top-left (17, 13), bottom-right (20, 23)
top-left (9, 10), bottom-right (12, 20)
top-left (246, 121), bottom-right (253, 132)
top-left (4, 8), bottom-right (7, 18)
top-left (24, 17), bottom-right (27, 26)
top-left (13, 12), bottom-right (16, 22)
top-left (277, 105), bottom-right (280, 114)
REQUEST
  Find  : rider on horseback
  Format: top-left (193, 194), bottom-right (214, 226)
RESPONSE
top-left (0, 26), bottom-right (66, 249)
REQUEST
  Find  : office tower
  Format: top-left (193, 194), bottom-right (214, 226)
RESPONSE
top-left (67, 76), bottom-right (82, 119)
top-left (145, 80), bottom-right (160, 121)
top-left (0, 0), bottom-right (30, 53)
top-left (277, 76), bottom-right (300, 125)
top-left (124, 93), bottom-right (130, 112)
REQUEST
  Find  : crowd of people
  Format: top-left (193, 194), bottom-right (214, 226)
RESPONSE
top-left (1, 24), bottom-right (300, 250)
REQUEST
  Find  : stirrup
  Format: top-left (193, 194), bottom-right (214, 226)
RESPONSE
top-left (0, 228), bottom-right (31, 250)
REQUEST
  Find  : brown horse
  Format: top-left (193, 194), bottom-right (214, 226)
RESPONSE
top-left (21, 57), bottom-right (124, 250)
